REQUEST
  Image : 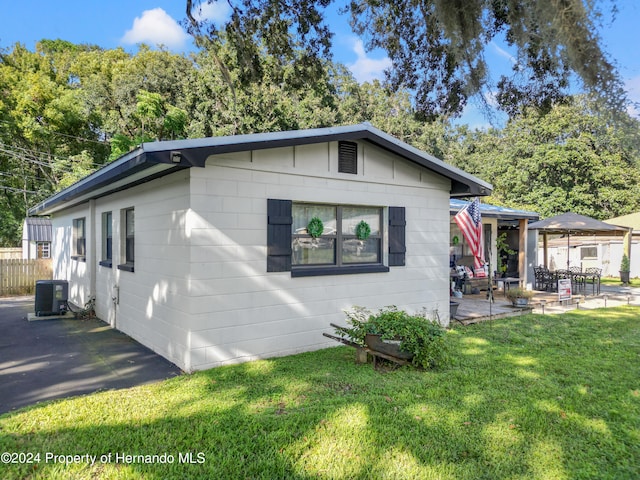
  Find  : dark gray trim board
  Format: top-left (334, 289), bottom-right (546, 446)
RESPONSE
top-left (29, 124), bottom-right (492, 216)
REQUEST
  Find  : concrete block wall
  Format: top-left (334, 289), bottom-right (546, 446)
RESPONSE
top-left (186, 140), bottom-right (452, 370)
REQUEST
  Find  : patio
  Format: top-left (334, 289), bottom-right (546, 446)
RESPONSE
top-left (451, 283), bottom-right (638, 325)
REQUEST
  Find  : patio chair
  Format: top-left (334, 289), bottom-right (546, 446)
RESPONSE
top-left (584, 267), bottom-right (602, 295)
top-left (533, 266), bottom-right (554, 291)
top-left (569, 266), bottom-right (586, 294)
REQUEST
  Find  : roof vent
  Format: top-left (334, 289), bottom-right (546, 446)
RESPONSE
top-left (338, 141), bottom-right (357, 174)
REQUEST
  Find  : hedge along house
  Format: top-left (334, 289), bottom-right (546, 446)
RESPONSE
top-left (28, 124), bottom-right (491, 372)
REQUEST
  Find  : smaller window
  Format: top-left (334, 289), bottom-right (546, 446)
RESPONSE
top-left (72, 218), bottom-right (86, 261)
top-left (581, 246), bottom-right (597, 260)
top-left (100, 212), bottom-right (113, 267)
top-left (118, 208), bottom-right (135, 272)
top-left (36, 242), bottom-right (50, 259)
top-left (338, 141), bottom-right (358, 174)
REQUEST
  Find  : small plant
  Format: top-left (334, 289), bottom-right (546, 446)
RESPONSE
top-left (339, 306), bottom-right (450, 369)
top-left (620, 254), bottom-right (631, 284)
top-left (620, 254), bottom-right (630, 272)
top-left (505, 287), bottom-right (534, 302)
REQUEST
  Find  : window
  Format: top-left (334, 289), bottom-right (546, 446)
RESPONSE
top-left (72, 218), bottom-right (86, 261)
top-left (581, 246), bottom-right (597, 260)
top-left (36, 242), bottom-right (50, 259)
top-left (100, 212), bottom-right (112, 267)
top-left (267, 199), bottom-right (404, 276)
top-left (118, 208), bottom-right (134, 272)
top-left (291, 203), bottom-right (384, 274)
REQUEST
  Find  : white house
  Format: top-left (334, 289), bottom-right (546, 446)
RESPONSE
top-left (28, 124), bottom-right (491, 372)
top-left (22, 217), bottom-right (52, 259)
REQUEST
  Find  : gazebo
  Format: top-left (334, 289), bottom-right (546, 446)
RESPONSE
top-left (528, 212), bottom-right (630, 270)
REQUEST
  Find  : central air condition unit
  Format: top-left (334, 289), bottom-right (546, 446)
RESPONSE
top-left (34, 280), bottom-right (69, 316)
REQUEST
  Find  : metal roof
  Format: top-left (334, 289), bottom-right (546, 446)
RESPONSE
top-left (29, 123), bottom-right (492, 216)
top-left (450, 199), bottom-right (539, 221)
top-left (24, 217), bottom-right (52, 242)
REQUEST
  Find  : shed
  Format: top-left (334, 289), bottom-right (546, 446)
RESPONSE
top-left (28, 124), bottom-right (491, 372)
top-left (22, 217), bottom-right (52, 259)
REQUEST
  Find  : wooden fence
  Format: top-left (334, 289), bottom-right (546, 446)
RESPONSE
top-left (0, 259), bottom-right (53, 295)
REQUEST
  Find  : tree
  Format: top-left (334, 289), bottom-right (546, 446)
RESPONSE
top-left (186, 0), bottom-right (627, 119)
top-left (447, 96), bottom-right (640, 219)
top-left (0, 42), bottom-right (109, 245)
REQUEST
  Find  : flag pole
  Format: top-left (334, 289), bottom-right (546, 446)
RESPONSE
top-left (487, 225), bottom-right (493, 324)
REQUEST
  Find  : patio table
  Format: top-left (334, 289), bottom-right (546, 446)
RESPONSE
top-left (499, 277), bottom-right (522, 297)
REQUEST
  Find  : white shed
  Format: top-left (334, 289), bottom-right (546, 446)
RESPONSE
top-left (28, 124), bottom-right (492, 372)
top-left (22, 217), bottom-right (52, 259)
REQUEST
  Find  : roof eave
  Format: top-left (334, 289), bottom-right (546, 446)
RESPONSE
top-left (29, 124), bottom-right (492, 215)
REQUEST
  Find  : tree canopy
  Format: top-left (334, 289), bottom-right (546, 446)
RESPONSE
top-left (186, 0), bottom-right (627, 119)
top-left (446, 96), bottom-right (640, 219)
top-left (0, 35), bottom-right (638, 247)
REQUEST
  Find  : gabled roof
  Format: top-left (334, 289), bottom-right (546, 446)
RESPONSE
top-left (23, 217), bottom-right (52, 242)
top-left (29, 123), bottom-right (492, 216)
top-left (605, 212), bottom-right (640, 232)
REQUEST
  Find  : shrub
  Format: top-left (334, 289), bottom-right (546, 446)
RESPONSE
top-left (339, 306), bottom-right (450, 369)
top-left (505, 287), bottom-right (534, 302)
top-left (620, 254), bottom-right (630, 272)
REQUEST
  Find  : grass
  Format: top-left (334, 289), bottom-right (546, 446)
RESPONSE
top-left (1, 307), bottom-right (639, 479)
top-left (601, 276), bottom-right (640, 288)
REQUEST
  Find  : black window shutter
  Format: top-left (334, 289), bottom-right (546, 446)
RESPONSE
top-left (388, 207), bottom-right (406, 266)
top-left (267, 199), bottom-right (292, 272)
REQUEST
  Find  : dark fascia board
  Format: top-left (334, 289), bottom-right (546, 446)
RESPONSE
top-left (28, 150), bottom-right (187, 216)
top-left (29, 123), bottom-right (492, 216)
top-left (145, 123), bottom-right (492, 197)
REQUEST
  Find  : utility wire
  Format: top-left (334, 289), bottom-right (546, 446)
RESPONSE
top-left (0, 142), bottom-right (105, 170)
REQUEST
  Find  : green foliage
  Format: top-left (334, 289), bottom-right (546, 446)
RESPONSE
top-left (620, 254), bottom-right (630, 272)
top-left (448, 96), bottom-right (640, 219)
top-left (1, 307), bottom-right (639, 479)
top-left (505, 287), bottom-right (534, 302)
top-left (187, 0), bottom-right (627, 118)
top-left (340, 306), bottom-right (450, 369)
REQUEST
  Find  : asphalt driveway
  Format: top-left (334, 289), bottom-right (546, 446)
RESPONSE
top-left (0, 296), bottom-right (182, 415)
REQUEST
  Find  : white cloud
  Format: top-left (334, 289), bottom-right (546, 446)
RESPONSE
top-left (190, 0), bottom-right (232, 23)
top-left (347, 38), bottom-right (392, 83)
top-left (121, 8), bottom-right (188, 50)
top-left (490, 41), bottom-right (517, 65)
top-left (625, 75), bottom-right (640, 118)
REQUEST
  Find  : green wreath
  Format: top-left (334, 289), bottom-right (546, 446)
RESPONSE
top-left (355, 220), bottom-right (371, 240)
top-left (307, 217), bottom-right (324, 238)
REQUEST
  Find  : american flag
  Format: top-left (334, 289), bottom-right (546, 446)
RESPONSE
top-left (454, 198), bottom-right (484, 270)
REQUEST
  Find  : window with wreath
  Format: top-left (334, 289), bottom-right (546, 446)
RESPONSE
top-left (291, 203), bottom-right (382, 267)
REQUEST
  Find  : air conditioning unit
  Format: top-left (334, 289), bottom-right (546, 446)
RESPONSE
top-left (34, 280), bottom-right (69, 316)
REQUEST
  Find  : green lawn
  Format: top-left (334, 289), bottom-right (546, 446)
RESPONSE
top-left (601, 276), bottom-right (640, 288)
top-left (1, 307), bottom-right (639, 479)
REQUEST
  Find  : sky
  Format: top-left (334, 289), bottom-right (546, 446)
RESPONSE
top-left (1, 0), bottom-right (639, 128)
